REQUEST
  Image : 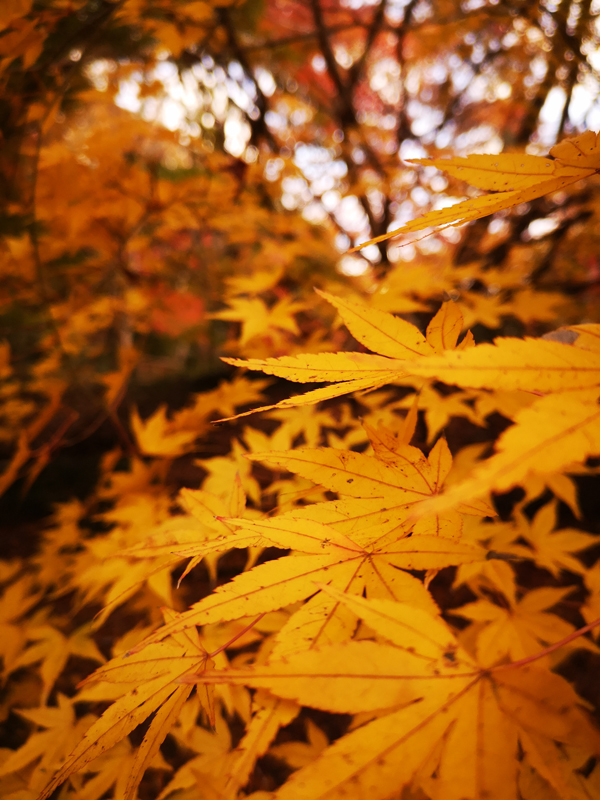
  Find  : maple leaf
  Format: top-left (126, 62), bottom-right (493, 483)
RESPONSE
top-left (225, 265), bottom-right (284, 296)
top-left (370, 327), bottom-right (600, 514)
top-left (270, 718), bottom-right (329, 769)
top-left (0, 695), bottom-right (96, 794)
top-left (183, 375), bottom-right (269, 421)
top-left (70, 738), bottom-right (169, 800)
top-left (70, 485), bottom-right (177, 624)
top-left (114, 479), bottom-right (251, 593)
top-left (391, 383), bottom-right (483, 443)
top-left (314, 289), bottom-right (435, 359)
top-left (266, 405), bottom-right (343, 448)
top-left (0, 574), bottom-right (41, 676)
top-left (501, 502), bottom-right (597, 576)
top-left (209, 296), bottom-right (306, 346)
top-left (502, 288), bottom-right (566, 326)
top-left (157, 706), bottom-right (233, 800)
top-left (402, 333), bottom-right (600, 393)
top-left (10, 622), bottom-right (105, 705)
top-left (38, 612), bottom-right (213, 800)
top-left (128, 435), bottom-right (486, 655)
top-left (224, 691), bottom-right (299, 798)
top-left (350, 132), bottom-right (600, 252)
top-left (459, 291), bottom-right (506, 330)
top-left (473, 387), bottom-right (536, 423)
top-left (192, 589), bottom-right (600, 800)
top-left (249, 431), bottom-right (493, 529)
top-left (131, 405), bottom-right (200, 457)
top-left (220, 295), bottom-right (470, 418)
top-left (518, 472), bottom-right (581, 519)
top-left (411, 388), bottom-right (600, 516)
top-left (454, 586), bottom-right (592, 668)
top-left (223, 352), bottom-right (403, 410)
top-left (201, 438), bottom-right (262, 504)
top-left (452, 516), bottom-right (522, 595)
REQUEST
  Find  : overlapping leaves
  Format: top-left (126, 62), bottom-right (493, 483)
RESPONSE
top-left (123, 430), bottom-right (488, 654)
top-left (224, 290), bottom-right (600, 506)
top-left (37, 612), bottom-right (214, 800)
top-left (35, 412), bottom-right (492, 798)
top-left (221, 290), bottom-right (471, 415)
top-left (192, 589), bottom-right (600, 800)
top-left (25, 129), bottom-right (600, 800)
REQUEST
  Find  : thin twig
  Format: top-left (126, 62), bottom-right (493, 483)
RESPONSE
top-left (491, 616), bottom-right (600, 673)
top-left (208, 613), bottom-right (267, 658)
top-left (347, 0), bottom-right (388, 92)
top-left (241, 23), bottom-right (366, 52)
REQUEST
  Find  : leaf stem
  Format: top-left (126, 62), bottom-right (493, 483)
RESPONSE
top-left (208, 613), bottom-right (267, 659)
top-left (491, 616), bottom-right (600, 672)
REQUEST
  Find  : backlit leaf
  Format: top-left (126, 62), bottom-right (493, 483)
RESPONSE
top-left (315, 289), bottom-right (433, 359)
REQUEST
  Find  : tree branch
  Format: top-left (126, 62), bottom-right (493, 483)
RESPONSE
top-left (347, 0), bottom-right (388, 92)
top-left (309, 0), bottom-right (356, 127)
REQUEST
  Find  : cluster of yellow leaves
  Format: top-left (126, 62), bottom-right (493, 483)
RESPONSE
top-left (2, 55), bottom-right (600, 800)
top-left (9, 280), bottom-right (595, 799)
top-left (226, 289), bottom-right (600, 505)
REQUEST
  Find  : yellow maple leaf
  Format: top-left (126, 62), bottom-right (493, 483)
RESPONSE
top-left (503, 288), bottom-right (566, 326)
top-left (314, 289), bottom-right (434, 359)
top-left (209, 296), bottom-right (306, 346)
top-left (200, 438), bottom-right (261, 504)
top-left (503, 501), bottom-right (597, 576)
top-left (454, 586), bottom-right (591, 668)
top-left (267, 405), bottom-right (342, 448)
top-left (350, 131), bottom-right (600, 252)
top-left (115, 480), bottom-right (250, 593)
top-left (391, 383), bottom-right (483, 443)
top-left (270, 718), bottom-right (329, 770)
top-left (404, 332), bottom-right (600, 393)
top-left (182, 375), bottom-right (268, 421)
top-left (0, 695), bottom-right (95, 794)
top-left (413, 388), bottom-right (600, 515)
top-left (425, 299), bottom-right (465, 352)
top-left (38, 612), bottom-right (213, 800)
top-left (459, 291), bottom-right (506, 330)
top-left (221, 293), bottom-right (471, 419)
top-left (71, 737), bottom-right (169, 800)
top-left (127, 434), bottom-right (487, 656)
top-left (10, 623), bottom-right (104, 705)
top-left (224, 691), bottom-right (299, 799)
top-left (225, 265), bottom-right (284, 296)
top-left (157, 706), bottom-right (233, 800)
top-left (131, 405), bottom-right (200, 457)
top-left (518, 471), bottom-right (581, 519)
top-left (193, 590), bottom-right (600, 800)
top-left (0, 574), bottom-right (41, 676)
